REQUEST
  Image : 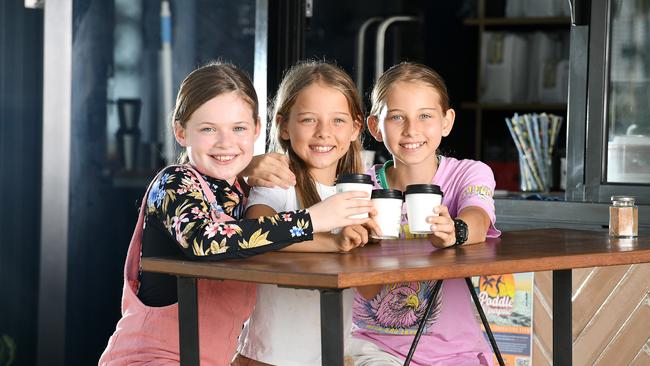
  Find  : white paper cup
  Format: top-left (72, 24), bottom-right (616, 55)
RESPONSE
top-left (335, 173), bottom-right (373, 219)
top-left (371, 189), bottom-right (403, 239)
top-left (405, 184), bottom-right (443, 234)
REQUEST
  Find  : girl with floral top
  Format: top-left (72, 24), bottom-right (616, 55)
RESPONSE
top-left (98, 61), bottom-right (374, 366)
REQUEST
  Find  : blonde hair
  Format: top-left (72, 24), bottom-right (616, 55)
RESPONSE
top-left (369, 62), bottom-right (450, 118)
top-left (269, 61), bottom-right (364, 208)
top-left (172, 61), bottom-right (259, 164)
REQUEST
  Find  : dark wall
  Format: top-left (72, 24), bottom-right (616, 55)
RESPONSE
top-left (66, 2), bottom-right (131, 365)
top-left (0, 1), bottom-right (43, 365)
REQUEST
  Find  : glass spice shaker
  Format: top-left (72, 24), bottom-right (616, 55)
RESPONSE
top-left (609, 196), bottom-right (638, 238)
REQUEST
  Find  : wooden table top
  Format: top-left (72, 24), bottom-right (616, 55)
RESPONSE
top-left (141, 229), bottom-right (650, 289)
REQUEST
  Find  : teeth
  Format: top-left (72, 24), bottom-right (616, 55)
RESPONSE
top-left (400, 142), bottom-right (424, 149)
top-left (311, 146), bottom-right (334, 153)
top-left (214, 155), bottom-right (235, 161)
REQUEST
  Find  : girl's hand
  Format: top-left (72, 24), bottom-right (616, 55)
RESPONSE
top-left (335, 225), bottom-right (369, 252)
top-left (240, 153), bottom-right (296, 189)
top-left (308, 191), bottom-right (373, 233)
top-left (426, 205), bottom-right (456, 249)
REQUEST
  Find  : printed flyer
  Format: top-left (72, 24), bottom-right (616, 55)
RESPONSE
top-left (472, 273), bottom-right (534, 366)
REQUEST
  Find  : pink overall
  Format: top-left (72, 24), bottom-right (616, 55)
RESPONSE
top-left (99, 167), bottom-right (256, 366)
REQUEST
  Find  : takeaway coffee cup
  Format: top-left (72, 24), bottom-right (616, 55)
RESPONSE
top-left (404, 184), bottom-right (443, 234)
top-left (371, 189), bottom-right (403, 239)
top-left (335, 173), bottom-right (374, 219)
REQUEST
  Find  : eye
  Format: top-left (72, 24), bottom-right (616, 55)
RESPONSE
top-left (200, 127), bottom-right (216, 133)
top-left (333, 118), bottom-right (346, 124)
top-left (389, 114), bottom-right (403, 121)
top-left (233, 126), bottom-right (247, 132)
top-left (301, 118), bottom-right (316, 124)
top-left (419, 113), bottom-right (432, 120)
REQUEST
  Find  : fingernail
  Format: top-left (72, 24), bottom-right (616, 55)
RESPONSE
top-left (431, 224), bottom-right (437, 231)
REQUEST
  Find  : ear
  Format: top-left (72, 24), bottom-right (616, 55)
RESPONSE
top-left (441, 108), bottom-right (456, 137)
top-left (173, 122), bottom-right (187, 147)
top-left (278, 115), bottom-right (290, 141)
top-left (367, 115), bottom-right (383, 142)
top-left (254, 117), bottom-right (261, 139)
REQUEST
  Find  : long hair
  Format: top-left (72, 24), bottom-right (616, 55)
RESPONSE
top-left (269, 61), bottom-right (364, 208)
top-left (369, 62), bottom-right (450, 118)
top-left (172, 61), bottom-right (259, 164)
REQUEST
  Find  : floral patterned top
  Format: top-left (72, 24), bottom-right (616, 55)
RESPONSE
top-left (144, 165), bottom-right (313, 259)
top-left (137, 165), bottom-right (313, 306)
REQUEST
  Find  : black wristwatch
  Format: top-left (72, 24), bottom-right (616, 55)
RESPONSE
top-left (452, 218), bottom-right (468, 247)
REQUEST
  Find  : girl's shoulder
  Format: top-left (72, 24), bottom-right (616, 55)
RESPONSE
top-left (152, 165), bottom-right (196, 186)
top-left (440, 156), bottom-right (492, 175)
top-left (438, 156), bottom-right (495, 185)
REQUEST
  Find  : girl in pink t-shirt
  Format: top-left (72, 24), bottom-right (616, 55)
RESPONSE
top-left (348, 62), bottom-right (501, 366)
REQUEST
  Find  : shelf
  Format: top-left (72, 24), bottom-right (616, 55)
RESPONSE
top-left (461, 102), bottom-right (567, 111)
top-left (464, 16), bottom-right (571, 27)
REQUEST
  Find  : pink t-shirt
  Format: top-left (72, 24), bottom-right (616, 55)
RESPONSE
top-left (352, 156), bottom-right (501, 366)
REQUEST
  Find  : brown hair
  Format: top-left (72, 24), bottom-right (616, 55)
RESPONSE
top-left (172, 61), bottom-right (259, 164)
top-left (369, 62), bottom-right (450, 118)
top-left (269, 61), bottom-right (364, 208)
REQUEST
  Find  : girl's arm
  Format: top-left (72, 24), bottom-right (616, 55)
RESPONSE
top-left (239, 152), bottom-right (296, 189)
top-left (148, 167), bottom-right (373, 260)
top-left (428, 205), bottom-right (490, 248)
top-left (246, 204), bottom-right (372, 253)
top-left (148, 168), bottom-right (314, 260)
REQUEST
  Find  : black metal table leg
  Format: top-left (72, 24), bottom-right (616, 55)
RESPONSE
top-left (553, 269), bottom-right (572, 366)
top-left (320, 289), bottom-right (344, 366)
top-left (178, 276), bottom-right (200, 366)
top-left (404, 279), bottom-right (443, 366)
top-left (465, 277), bottom-right (505, 366)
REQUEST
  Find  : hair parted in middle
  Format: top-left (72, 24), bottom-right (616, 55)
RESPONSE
top-left (269, 60), bottom-right (364, 208)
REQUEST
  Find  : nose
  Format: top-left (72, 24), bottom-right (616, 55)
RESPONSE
top-left (213, 129), bottom-right (230, 147)
top-left (315, 120), bottom-right (332, 138)
top-left (402, 118), bottom-right (418, 136)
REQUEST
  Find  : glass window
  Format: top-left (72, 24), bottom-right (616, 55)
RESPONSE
top-left (606, 0), bottom-right (650, 183)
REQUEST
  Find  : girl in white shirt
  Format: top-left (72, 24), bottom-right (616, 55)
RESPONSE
top-left (234, 61), bottom-right (376, 366)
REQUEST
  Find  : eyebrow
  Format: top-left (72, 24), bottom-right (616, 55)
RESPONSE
top-left (296, 111), bottom-right (351, 117)
top-left (197, 120), bottom-right (253, 126)
top-left (387, 107), bottom-right (438, 113)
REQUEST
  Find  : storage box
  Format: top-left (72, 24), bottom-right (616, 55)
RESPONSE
top-left (480, 32), bottom-right (528, 103)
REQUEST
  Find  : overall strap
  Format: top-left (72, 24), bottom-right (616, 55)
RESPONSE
top-left (183, 165), bottom-right (221, 222)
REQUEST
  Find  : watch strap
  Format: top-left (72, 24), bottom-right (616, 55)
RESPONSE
top-left (452, 218), bottom-right (468, 247)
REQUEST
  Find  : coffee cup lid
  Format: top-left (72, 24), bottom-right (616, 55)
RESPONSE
top-left (405, 184), bottom-right (443, 196)
top-left (336, 173), bottom-right (373, 185)
top-left (371, 189), bottom-right (403, 200)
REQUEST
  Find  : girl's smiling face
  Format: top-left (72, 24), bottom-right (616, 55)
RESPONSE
top-left (369, 81), bottom-right (455, 169)
top-left (174, 92), bottom-right (259, 184)
top-left (280, 82), bottom-right (361, 183)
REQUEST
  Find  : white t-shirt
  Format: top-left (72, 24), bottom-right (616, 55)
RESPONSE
top-left (238, 183), bottom-right (354, 366)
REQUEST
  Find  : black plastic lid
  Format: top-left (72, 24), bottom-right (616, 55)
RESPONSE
top-left (404, 184), bottom-right (443, 196)
top-left (335, 173), bottom-right (373, 185)
top-left (371, 189), bottom-right (403, 200)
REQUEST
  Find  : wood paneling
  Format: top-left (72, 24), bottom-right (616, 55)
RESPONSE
top-left (533, 263), bottom-right (650, 365)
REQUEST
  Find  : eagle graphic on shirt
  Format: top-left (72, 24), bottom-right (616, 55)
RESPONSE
top-left (354, 280), bottom-right (442, 334)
